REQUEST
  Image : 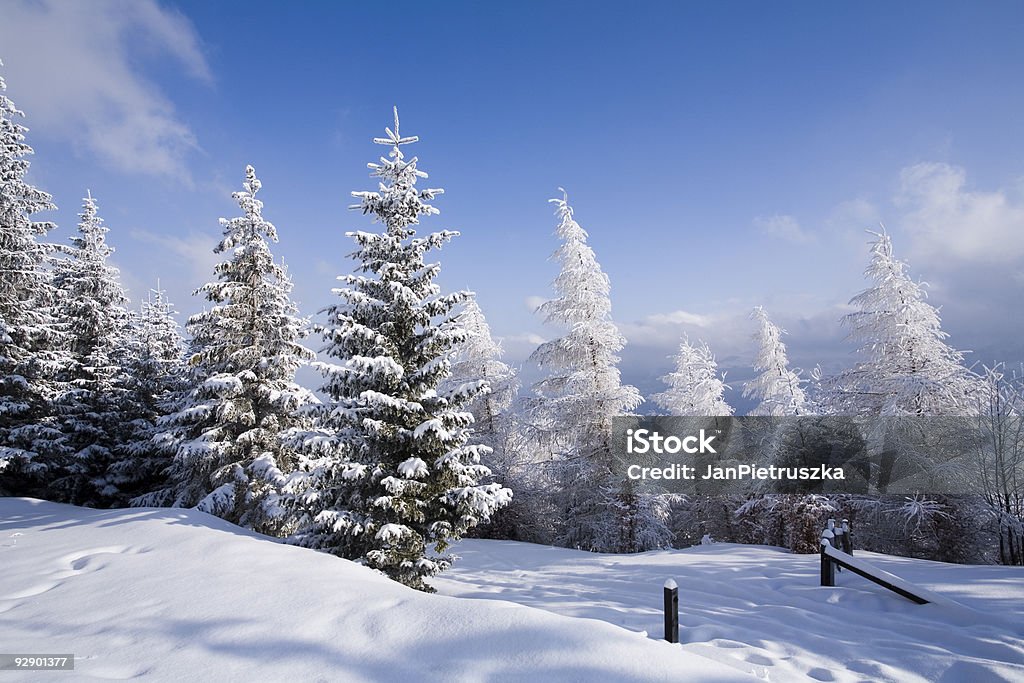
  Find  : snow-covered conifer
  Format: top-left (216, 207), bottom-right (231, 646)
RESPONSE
top-left (287, 109), bottom-right (511, 590)
top-left (743, 307), bottom-right (808, 416)
top-left (0, 62), bottom-right (63, 496)
top-left (45, 192), bottom-right (133, 505)
top-left (445, 299), bottom-right (519, 444)
top-left (527, 192), bottom-right (660, 552)
top-left (144, 166), bottom-right (315, 535)
top-left (653, 335), bottom-right (732, 416)
top-left (111, 286), bottom-right (187, 503)
top-left (443, 299), bottom-right (535, 539)
top-left (820, 230), bottom-right (979, 416)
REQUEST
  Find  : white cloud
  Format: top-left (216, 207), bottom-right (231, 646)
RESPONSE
top-left (621, 310), bottom-right (726, 351)
top-left (645, 310), bottom-right (712, 327)
top-left (502, 332), bottom-right (546, 346)
top-left (525, 295), bottom-right (548, 312)
top-left (0, 0), bottom-right (211, 181)
top-left (753, 214), bottom-right (813, 243)
top-left (498, 332), bottom-right (548, 363)
top-left (129, 228), bottom-right (220, 287)
top-left (896, 162), bottom-right (1024, 264)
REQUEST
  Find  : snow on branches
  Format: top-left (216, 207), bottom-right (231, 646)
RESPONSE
top-left (287, 109), bottom-right (510, 591)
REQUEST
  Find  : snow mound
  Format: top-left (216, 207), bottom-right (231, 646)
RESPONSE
top-left (0, 499), bottom-right (744, 682)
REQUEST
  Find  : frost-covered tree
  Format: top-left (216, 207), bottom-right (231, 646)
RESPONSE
top-left (969, 364), bottom-right (1024, 565)
top-left (46, 192), bottom-right (133, 506)
top-left (0, 62), bottom-right (63, 496)
top-left (111, 286), bottom-right (187, 504)
top-left (445, 299), bottom-right (519, 445)
top-left (144, 165), bottom-right (315, 535)
top-left (527, 192), bottom-right (659, 552)
top-left (652, 335), bottom-right (732, 416)
top-left (743, 307), bottom-right (807, 417)
top-left (286, 109), bottom-right (511, 590)
top-left (443, 298), bottom-right (533, 539)
top-left (820, 230), bottom-right (978, 416)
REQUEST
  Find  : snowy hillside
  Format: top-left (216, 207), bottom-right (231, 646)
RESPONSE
top-left (434, 540), bottom-right (1024, 682)
top-left (3, 498), bottom-right (1023, 682)
top-left (1, 498), bottom-right (744, 682)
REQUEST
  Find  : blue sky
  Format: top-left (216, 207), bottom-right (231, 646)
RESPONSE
top-left (2, 1), bottom-right (1023, 406)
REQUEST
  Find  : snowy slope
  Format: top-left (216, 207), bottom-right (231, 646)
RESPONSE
top-left (0, 499), bottom-right (745, 682)
top-left (433, 540), bottom-right (1024, 683)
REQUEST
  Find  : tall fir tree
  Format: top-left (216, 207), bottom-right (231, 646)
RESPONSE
top-left (48, 192), bottom-right (134, 505)
top-left (820, 230), bottom-right (979, 416)
top-left (652, 335), bottom-right (732, 416)
top-left (743, 307), bottom-right (808, 417)
top-left (0, 61), bottom-right (63, 495)
top-left (112, 285), bottom-right (187, 504)
top-left (527, 192), bottom-right (662, 552)
top-left (286, 109), bottom-right (511, 590)
top-left (143, 165), bottom-right (315, 535)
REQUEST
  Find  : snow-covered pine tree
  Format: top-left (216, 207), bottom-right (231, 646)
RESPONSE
top-left (286, 109), bottom-right (511, 591)
top-left (0, 61), bottom-right (64, 496)
top-left (743, 307), bottom-right (808, 417)
top-left (144, 165), bottom-right (315, 535)
top-left (111, 285), bottom-right (187, 504)
top-left (652, 335), bottom-right (732, 416)
top-left (47, 192), bottom-right (134, 505)
top-left (820, 230), bottom-right (979, 416)
top-left (527, 192), bottom-right (663, 553)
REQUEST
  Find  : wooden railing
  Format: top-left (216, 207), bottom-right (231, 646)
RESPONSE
top-left (820, 518), bottom-right (930, 605)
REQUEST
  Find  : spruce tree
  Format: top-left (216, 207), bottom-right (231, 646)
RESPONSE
top-left (146, 165), bottom-right (315, 535)
top-left (48, 192), bottom-right (134, 505)
top-left (743, 307), bottom-right (808, 417)
top-left (527, 192), bottom-right (660, 552)
top-left (287, 109), bottom-right (511, 590)
top-left (653, 335), bottom-right (732, 416)
top-left (113, 286), bottom-right (187, 504)
top-left (0, 61), bottom-right (63, 496)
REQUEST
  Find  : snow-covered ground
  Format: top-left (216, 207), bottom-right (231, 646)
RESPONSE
top-left (433, 539), bottom-right (1024, 682)
top-left (3, 498), bottom-right (1022, 682)
top-left (0, 498), bottom-right (746, 682)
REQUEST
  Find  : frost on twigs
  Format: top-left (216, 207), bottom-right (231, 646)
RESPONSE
top-left (524, 191), bottom-right (667, 553)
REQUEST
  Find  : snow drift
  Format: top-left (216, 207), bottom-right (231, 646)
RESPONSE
top-left (0, 499), bottom-right (741, 682)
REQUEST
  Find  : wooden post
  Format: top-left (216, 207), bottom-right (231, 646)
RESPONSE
top-left (664, 579), bottom-right (679, 643)
top-left (841, 518), bottom-right (852, 555)
top-left (828, 518), bottom-right (842, 571)
top-left (820, 528), bottom-right (835, 587)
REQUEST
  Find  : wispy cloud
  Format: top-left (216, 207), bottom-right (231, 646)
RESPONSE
top-left (753, 214), bottom-right (813, 244)
top-left (0, 0), bottom-right (211, 182)
top-left (896, 162), bottom-right (1024, 264)
top-left (499, 332), bottom-right (548, 363)
top-left (129, 228), bottom-right (220, 287)
top-left (524, 295), bottom-right (548, 312)
top-left (620, 310), bottom-right (722, 350)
